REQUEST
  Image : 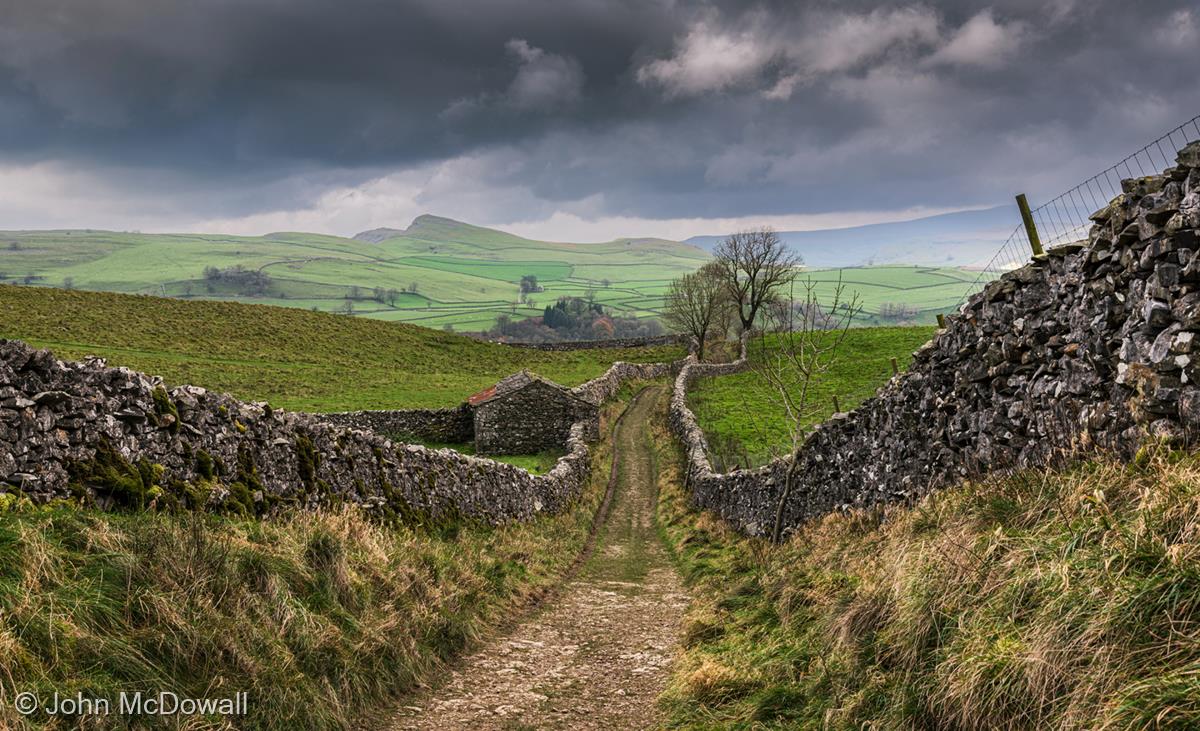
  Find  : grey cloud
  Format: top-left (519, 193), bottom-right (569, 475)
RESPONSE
top-left (504, 39), bottom-right (585, 109)
top-left (0, 0), bottom-right (1197, 231)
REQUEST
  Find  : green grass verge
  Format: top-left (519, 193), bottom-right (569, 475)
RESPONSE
top-left (687, 326), bottom-right (935, 467)
top-left (654, 421), bottom-right (1200, 729)
top-left (415, 442), bottom-right (563, 475)
top-left (0, 388), bottom-right (633, 730)
top-left (0, 284), bottom-right (682, 411)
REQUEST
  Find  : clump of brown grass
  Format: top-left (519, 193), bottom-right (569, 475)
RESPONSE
top-left (682, 657), bottom-right (758, 704)
top-left (658, 424), bottom-right (1200, 729)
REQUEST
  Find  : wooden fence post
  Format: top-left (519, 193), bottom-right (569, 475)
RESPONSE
top-left (832, 395), bottom-right (841, 413)
top-left (890, 357), bottom-right (899, 376)
top-left (936, 313), bottom-right (946, 329)
top-left (1015, 193), bottom-right (1045, 256)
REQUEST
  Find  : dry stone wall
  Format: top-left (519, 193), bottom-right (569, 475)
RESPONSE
top-left (570, 360), bottom-right (683, 406)
top-left (319, 406), bottom-right (473, 443)
top-left (0, 341), bottom-right (666, 523)
top-left (316, 358), bottom-right (684, 453)
top-left (672, 140), bottom-right (1200, 539)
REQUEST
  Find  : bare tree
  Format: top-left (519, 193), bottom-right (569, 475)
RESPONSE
top-left (662, 261), bottom-right (727, 361)
top-left (747, 275), bottom-right (861, 542)
top-left (713, 228), bottom-right (801, 334)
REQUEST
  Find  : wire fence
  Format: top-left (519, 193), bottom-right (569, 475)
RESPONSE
top-left (956, 113), bottom-right (1200, 309)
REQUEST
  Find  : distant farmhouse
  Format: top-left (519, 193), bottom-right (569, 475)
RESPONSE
top-left (469, 370), bottom-right (597, 455)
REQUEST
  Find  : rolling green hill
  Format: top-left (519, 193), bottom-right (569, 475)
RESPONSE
top-left (0, 217), bottom-right (985, 333)
top-left (0, 216), bottom-right (710, 332)
top-left (0, 284), bottom-right (682, 412)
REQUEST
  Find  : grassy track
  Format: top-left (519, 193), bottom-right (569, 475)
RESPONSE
top-left (392, 386), bottom-right (687, 729)
top-left (655, 424), bottom-right (1200, 729)
top-left (0, 284), bottom-right (682, 411)
top-left (687, 326), bottom-right (935, 466)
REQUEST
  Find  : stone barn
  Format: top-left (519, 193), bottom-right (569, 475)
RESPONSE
top-left (468, 370), bottom-right (598, 455)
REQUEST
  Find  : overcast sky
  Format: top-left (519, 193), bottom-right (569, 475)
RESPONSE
top-left (0, 0), bottom-right (1197, 241)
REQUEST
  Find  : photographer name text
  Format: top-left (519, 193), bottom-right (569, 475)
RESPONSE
top-left (13, 690), bottom-right (248, 717)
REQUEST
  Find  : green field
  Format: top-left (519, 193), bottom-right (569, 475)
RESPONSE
top-left (0, 284), bottom-right (683, 412)
top-left (795, 265), bottom-right (988, 324)
top-left (688, 326), bottom-right (936, 467)
top-left (0, 218), bottom-right (990, 333)
top-left (0, 216), bottom-right (710, 331)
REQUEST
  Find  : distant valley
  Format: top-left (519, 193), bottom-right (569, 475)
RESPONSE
top-left (686, 205), bottom-right (1013, 268)
top-left (0, 215), bottom-right (708, 333)
top-left (0, 208), bottom-right (1012, 332)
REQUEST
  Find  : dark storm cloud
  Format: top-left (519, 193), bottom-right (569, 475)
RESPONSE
top-left (0, 0), bottom-right (677, 167)
top-left (0, 0), bottom-right (1197, 227)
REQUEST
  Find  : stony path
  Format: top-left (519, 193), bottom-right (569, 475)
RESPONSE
top-left (390, 387), bottom-right (687, 730)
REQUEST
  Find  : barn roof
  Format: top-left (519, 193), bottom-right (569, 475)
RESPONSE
top-left (467, 369), bottom-right (585, 407)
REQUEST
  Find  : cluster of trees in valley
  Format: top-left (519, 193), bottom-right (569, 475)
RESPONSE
top-left (202, 265), bottom-right (274, 296)
top-left (485, 295), bottom-right (664, 343)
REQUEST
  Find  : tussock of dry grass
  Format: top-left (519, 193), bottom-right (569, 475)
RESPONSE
top-left (656, 425), bottom-right (1200, 729)
top-left (0, 506), bottom-right (599, 731)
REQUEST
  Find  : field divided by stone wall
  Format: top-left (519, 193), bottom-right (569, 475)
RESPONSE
top-left (0, 340), bottom-right (680, 524)
top-left (671, 140), bottom-right (1200, 538)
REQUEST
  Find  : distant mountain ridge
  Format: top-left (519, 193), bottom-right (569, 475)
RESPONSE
top-left (686, 205), bottom-right (1015, 268)
top-left (355, 214), bottom-right (704, 252)
top-left (353, 214), bottom-right (467, 243)
top-left (353, 227), bottom-right (408, 243)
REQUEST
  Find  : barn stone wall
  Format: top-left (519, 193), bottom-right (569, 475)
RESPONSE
top-left (315, 358), bottom-right (685, 454)
top-left (474, 381), bottom-right (597, 455)
top-left (671, 140), bottom-right (1200, 539)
